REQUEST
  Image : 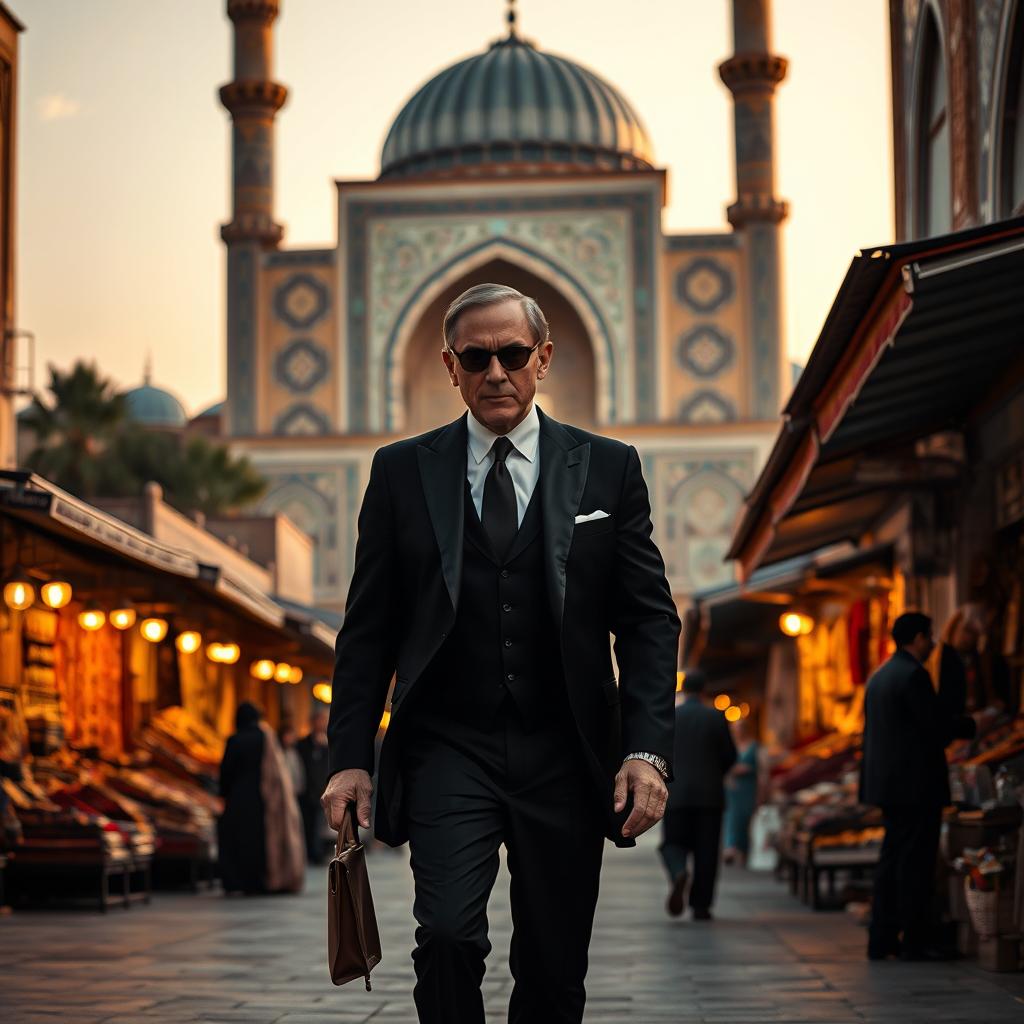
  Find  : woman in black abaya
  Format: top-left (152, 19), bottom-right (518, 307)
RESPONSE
top-left (218, 702), bottom-right (267, 894)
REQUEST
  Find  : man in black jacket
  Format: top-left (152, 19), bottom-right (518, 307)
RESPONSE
top-left (860, 611), bottom-right (974, 961)
top-left (660, 669), bottom-right (737, 920)
top-left (320, 283), bottom-right (680, 1024)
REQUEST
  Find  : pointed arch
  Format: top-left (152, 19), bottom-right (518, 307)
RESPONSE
top-left (381, 238), bottom-right (619, 433)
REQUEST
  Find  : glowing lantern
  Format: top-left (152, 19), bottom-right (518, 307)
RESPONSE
top-left (140, 617), bottom-right (168, 643)
top-left (110, 605), bottom-right (137, 630)
top-left (287, 665), bottom-right (303, 685)
top-left (77, 604), bottom-right (106, 631)
top-left (3, 571), bottom-right (34, 611)
top-left (725, 705), bottom-right (742, 723)
top-left (713, 694), bottom-right (731, 712)
top-left (779, 611), bottom-right (814, 637)
top-left (251, 659), bottom-right (275, 681)
top-left (217, 643), bottom-right (240, 665)
top-left (311, 682), bottom-right (332, 704)
top-left (274, 662), bottom-right (292, 683)
top-left (175, 630), bottom-right (202, 654)
top-left (676, 671), bottom-right (686, 692)
top-left (41, 580), bottom-right (73, 609)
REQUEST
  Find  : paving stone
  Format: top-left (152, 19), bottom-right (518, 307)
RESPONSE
top-left (2, 836), bottom-right (1024, 1021)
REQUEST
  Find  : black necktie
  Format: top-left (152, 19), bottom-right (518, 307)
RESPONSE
top-left (482, 436), bottom-right (517, 561)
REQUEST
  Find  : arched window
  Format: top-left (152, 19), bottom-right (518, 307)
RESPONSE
top-left (1001, 10), bottom-right (1024, 216)
top-left (917, 13), bottom-right (951, 236)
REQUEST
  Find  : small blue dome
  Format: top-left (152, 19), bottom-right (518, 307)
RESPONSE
top-left (380, 32), bottom-right (654, 179)
top-left (124, 384), bottom-right (187, 428)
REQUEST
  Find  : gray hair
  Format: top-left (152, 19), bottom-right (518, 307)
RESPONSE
top-left (442, 283), bottom-right (550, 350)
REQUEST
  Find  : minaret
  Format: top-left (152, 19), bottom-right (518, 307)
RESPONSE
top-left (219, 0), bottom-right (287, 436)
top-left (719, 0), bottom-right (788, 418)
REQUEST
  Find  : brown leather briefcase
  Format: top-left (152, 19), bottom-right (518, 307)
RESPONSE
top-left (327, 808), bottom-right (382, 990)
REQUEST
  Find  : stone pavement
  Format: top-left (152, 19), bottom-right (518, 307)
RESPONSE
top-left (2, 835), bottom-right (1024, 1023)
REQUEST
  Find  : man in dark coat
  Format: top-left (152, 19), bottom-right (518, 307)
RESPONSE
top-left (320, 283), bottom-right (680, 1024)
top-left (860, 611), bottom-right (975, 960)
top-left (659, 669), bottom-right (737, 920)
top-left (296, 705), bottom-right (330, 863)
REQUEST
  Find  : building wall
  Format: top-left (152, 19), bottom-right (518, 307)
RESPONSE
top-left (660, 235), bottom-right (748, 425)
top-left (259, 250), bottom-right (338, 437)
top-left (0, 7), bottom-right (19, 469)
top-left (891, 0), bottom-right (1024, 239)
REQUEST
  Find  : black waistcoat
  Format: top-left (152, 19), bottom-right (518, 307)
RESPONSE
top-left (418, 482), bottom-right (566, 729)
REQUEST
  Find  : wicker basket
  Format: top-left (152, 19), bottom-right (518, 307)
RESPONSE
top-left (964, 879), bottom-right (1015, 938)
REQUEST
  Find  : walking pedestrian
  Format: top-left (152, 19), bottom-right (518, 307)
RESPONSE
top-left (660, 669), bottom-right (737, 920)
top-left (321, 283), bottom-right (680, 1023)
top-left (218, 702), bottom-right (305, 895)
top-left (860, 612), bottom-right (975, 961)
top-left (723, 716), bottom-right (759, 865)
top-left (296, 705), bottom-right (331, 864)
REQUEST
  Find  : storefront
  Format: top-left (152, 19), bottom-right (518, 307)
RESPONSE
top-left (0, 471), bottom-right (336, 909)
top-left (718, 217), bottom-right (1024, 959)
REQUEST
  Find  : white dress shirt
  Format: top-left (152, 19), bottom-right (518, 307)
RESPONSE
top-left (466, 403), bottom-right (540, 526)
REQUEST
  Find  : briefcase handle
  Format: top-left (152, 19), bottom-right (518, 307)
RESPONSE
top-left (335, 803), bottom-right (361, 857)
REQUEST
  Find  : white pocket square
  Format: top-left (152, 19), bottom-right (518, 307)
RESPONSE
top-left (574, 510), bottom-right (610, 525)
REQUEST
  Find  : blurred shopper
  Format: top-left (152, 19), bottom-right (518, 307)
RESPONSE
top-left (279, 722), bottom-right (305, 799)
top-left (219, 702), bottom-right (304, 894)
top-left (660, 669), bottom-right (737, 920)
top-left (938, 605), bottom-right (1012, 717)
top-left (723, 717), bottom-right (759, 865)
top-left (861, 612), bottom-right (975, 961)
top-left (296, 705), bottom-right (331, 864)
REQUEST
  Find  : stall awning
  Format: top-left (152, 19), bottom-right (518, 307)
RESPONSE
top-left (0, 471), bottom-right (199, 578)
top-left (728, 217), bottom-right (1024, 578)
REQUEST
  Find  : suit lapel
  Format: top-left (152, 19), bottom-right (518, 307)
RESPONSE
top-left (538, 409), bottom-right (590, 630)
top-left (417, 415), bottom-right (467, 612)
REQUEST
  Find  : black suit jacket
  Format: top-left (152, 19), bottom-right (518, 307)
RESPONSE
top-left (327, 409), bottom-right (681, 848)
top-left (859, 648), bottom-right (973, 808)
top-left (666, 697), bottom-right (737, 809)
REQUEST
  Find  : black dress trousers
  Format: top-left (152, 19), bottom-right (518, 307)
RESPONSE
top-left (868, 804), bottom-right (942, 955)
top-left (402, 705), bottom-right (605, 1024)
top-left (659, 806), bottom-right (723, 911)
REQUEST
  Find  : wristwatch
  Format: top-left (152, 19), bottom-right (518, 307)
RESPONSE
top-left (623, 751), bottom-right (670, 780)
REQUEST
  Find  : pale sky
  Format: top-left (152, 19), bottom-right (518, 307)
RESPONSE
top-left (15, 0), bottom-right (892, 417)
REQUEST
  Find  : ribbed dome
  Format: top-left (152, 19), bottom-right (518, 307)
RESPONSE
top-left (380, 33), bottom-right (654, 179)
top-left (124, 384), bottom-right (187, 429)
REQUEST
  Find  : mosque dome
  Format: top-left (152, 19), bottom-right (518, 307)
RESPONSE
top-left (379, 29), bottom-right (654, 180)
top-left (124, 382), bottom-right (188, 429)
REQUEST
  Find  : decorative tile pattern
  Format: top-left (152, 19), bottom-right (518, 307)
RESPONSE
top-left (275, 339), bottom-right (329, 393)
top-left (678, 325), bottom-right (735, 378)
top-left (343, 190), bottom-right (659, 431)
top-left (678, 389), bottom-right (737, 424)
top-left (675, 257), bottom-right (735, 313)
top-left (273, 273), bottom-right (330, 329)
top-left (254, 463), bottom-right (358, 599)
top-left (273, 403), bottom-right (331, 436)
top-left (643, 452), bottom-right (757, 594)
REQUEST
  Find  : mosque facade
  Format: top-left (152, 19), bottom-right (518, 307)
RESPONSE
top-left (217, 0), bottom-right (789, 613)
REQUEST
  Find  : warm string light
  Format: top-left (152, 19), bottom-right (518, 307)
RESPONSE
top-left (274, 662), bottom-right (293, 683)
top-left (77, 605), bottom-right (106, 631)
top-left (713, 694), bottom-right (731, 712)
top-left (251, 659), bottom-right (275, 681)
top-left (140, 617), bottom-right (168, 643)
top-left (175, 630), bottom-right (203, 655)
top-left (207, 642), bottom-right (240, 665)
top-left (40, 580), bottom-right (73, 609)
top-left (110, 605), bottom-right (137, 630)
top-left (311, 682), bottom-right (332, 704)
top-left (779, 611), bottom-right (814, 637)
top-left (2, 570), bottom-right (35, 611)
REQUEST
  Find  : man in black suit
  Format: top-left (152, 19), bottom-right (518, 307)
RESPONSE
top-left (660, 669), bottom-right (736, 920)
top-left (320, 283), bottom-right (681, 1023)
top-left (861, 611), bottom-right (974, 961)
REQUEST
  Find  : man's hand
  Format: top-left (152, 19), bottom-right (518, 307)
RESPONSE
top-left (613, 759), bottom-right (668, 839)
top-left (321, 768), bottom-right (373, 830)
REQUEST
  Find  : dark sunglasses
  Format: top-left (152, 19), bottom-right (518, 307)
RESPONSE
top-left (447, 342), bottom-right (540, 374)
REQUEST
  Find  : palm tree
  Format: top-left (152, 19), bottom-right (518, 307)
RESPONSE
top-left (21, 362), bottom-right (129, 498)
top-left (167, 436), bottom-right (267, 517)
